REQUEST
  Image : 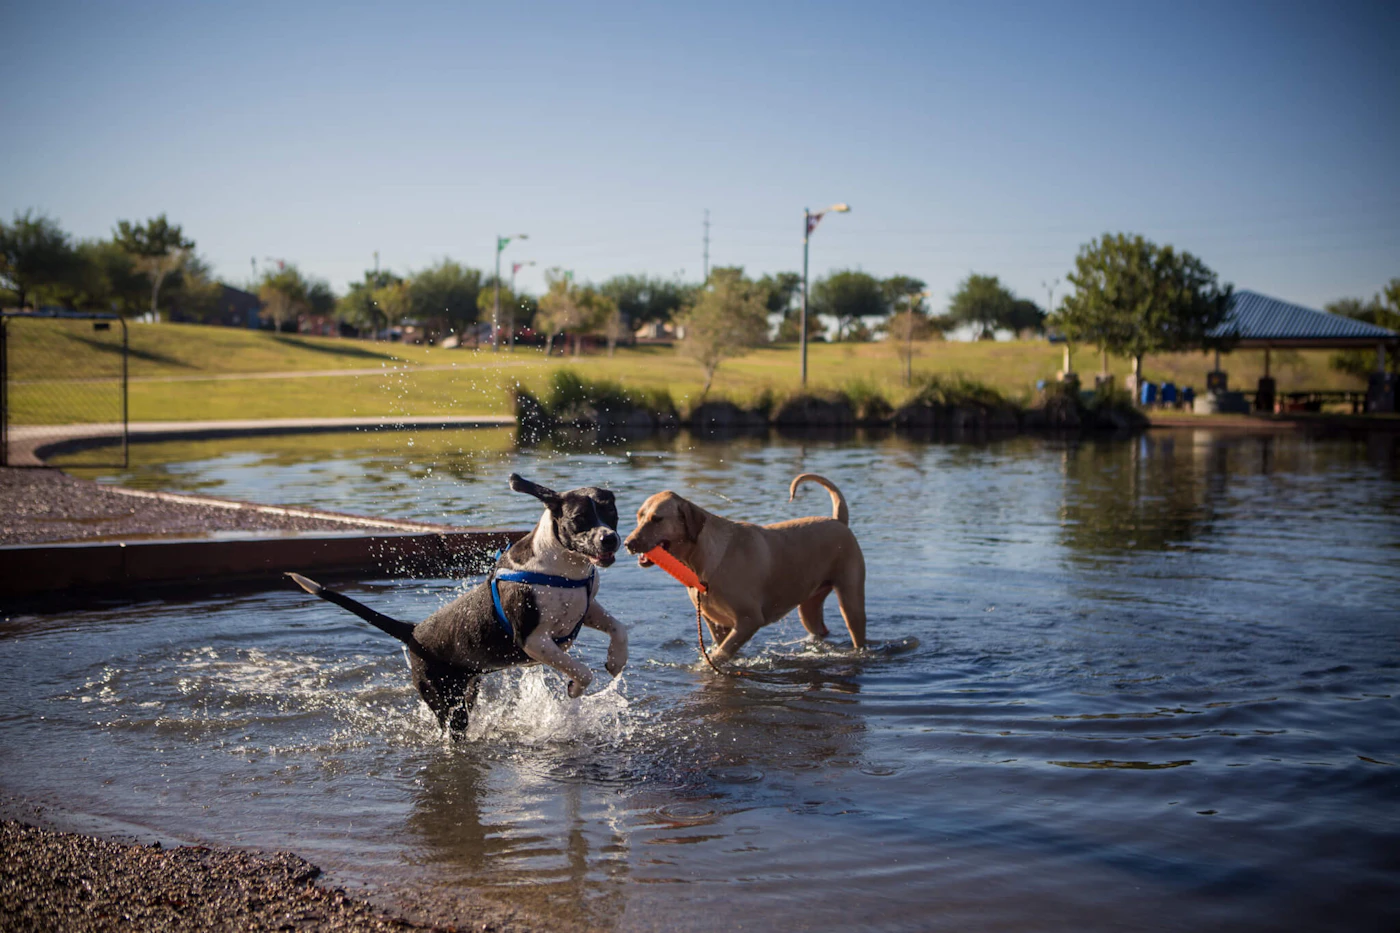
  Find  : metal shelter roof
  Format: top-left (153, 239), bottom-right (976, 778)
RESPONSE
top-left (1210, 290), bottom-right (1398, 348)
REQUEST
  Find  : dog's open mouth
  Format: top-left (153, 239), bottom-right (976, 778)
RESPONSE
top-left (591, 552), bottom-right (616, 568)
top-left (637, 541), bottom-right (670, 568)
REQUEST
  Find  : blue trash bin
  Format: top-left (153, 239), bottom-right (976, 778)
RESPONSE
top-left (1160, 382), bottom-right (1178, 406)
top-left (1182, 386), bottom-right (1195, 405)
top-left (1139, 381), bottom-right (1158, 406)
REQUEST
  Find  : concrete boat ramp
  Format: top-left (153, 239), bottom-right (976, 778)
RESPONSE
top-left (1, 420), bottom-right (526, 599)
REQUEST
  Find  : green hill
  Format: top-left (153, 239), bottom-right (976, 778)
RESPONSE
top-left (4, 321), bottom-right (1365, 423)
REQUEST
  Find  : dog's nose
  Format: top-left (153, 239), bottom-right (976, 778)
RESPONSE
top-left (601, 531), bottom-right (620, 553)
top-left (624, 532), bottom-right (642, 553)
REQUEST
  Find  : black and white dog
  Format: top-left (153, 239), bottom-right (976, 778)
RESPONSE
top-left (288, 474), bottom-right (628, 735)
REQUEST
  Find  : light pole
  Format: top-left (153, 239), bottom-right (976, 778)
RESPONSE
top-left (508, 259), bottom-right (536, 350)
top-left (493, 233), bottom-right (528, 351)
top-left (800, 203), bottom-right (850, 386)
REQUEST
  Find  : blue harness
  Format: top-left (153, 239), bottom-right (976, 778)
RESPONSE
top-left (490, 566), bottom-right (595, 648)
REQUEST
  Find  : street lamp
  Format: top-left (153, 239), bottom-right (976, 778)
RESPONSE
top-left (800, 203), bottom-right (850, 386)
top-left (508, 260), bottom-right (536, 350)
top-left (493, 233), bottom-right (528, 351)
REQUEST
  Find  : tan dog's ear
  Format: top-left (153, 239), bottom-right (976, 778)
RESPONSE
top-left (678, 497), bottom-right (706, 543)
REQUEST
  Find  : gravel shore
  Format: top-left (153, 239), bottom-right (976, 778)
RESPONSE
top-left (0, 819), bottom-right (437, 932)
top-left (0, 467), bottom-right (417, 546)
top-left (1, 468), bottom-right (545, 931)
top-left (0, 813), bottom-right (543, 933)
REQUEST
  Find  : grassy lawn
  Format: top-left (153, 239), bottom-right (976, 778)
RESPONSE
top-left (4, 321), bottom-right (1367, 423)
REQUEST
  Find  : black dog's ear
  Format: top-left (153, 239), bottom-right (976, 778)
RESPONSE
top-left (592, 489), bottom-right (618, 529)
top-left (509, 473), bottom-right (562, 510)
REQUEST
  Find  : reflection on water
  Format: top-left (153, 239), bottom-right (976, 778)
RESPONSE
top-left (8, 427), bottom-right (1400, 932)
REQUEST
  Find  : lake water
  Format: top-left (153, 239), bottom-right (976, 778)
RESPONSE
top-left (4, 427), bottom-right (1399, 932)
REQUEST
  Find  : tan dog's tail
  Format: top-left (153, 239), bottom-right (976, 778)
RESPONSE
top-left (789, 473), bottom-right (849, 525)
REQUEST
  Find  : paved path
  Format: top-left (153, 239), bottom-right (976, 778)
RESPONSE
top-left (5, 415), bottom-right (515, 466)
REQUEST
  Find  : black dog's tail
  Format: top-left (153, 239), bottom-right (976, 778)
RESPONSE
top-left (286, 572), bottom-right (418, 646)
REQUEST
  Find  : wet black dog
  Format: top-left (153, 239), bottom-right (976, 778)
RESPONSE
top-left (288, 474), bottom-right (628, 735)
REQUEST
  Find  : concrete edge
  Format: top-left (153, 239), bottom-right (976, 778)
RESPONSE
top-left (0, 528), bottom-right (529, 598)
top-left (8, 416), bottom-right (516, 467)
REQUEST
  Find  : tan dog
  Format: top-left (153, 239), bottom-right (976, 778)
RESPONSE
top-left (624, 473), bottom-right (866, 662)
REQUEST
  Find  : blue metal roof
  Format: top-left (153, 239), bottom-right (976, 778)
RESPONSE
top-left (1211, 290), bottom-right (1397, 342)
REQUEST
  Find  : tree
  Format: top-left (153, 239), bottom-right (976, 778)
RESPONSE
top-left (810, 269), bottom-right (888, 341)
top-left (337, 269), bottom-right (400, 336)
top-left (881, 276), bottom-right (935, 386)
top-left (1052, 233), bottom-right (1234, 381)
top-left (306, 278), bottom-right (337, 318)
top-left (258, 265), bottom-right (310, 332)
top-left (1006, 298), bottom-right (1047, 337)
top-left (595, 296), bottom-right (627, 356)
top-left (370, 279), bottom-right (412, 336)
top-left (760, 272), bottom-right (821, 342)
top-left (536, 270), bottom-right (610, 356)
top-left (113, 214), bottom-right (194, 320)
top-left (411, 259), bottom-right (482, 340)
top-left (165, 253), bottom-right (225, 322)
top-left (0, 210), bottom-right (77, 310)
top-left (598, 274), bottom-right (693, 328)
top-left (946, 273), bottom-right (1016, 340)
top-left (1327, 280), bottom-right (1400, 378)
top-left (674, 266), bottom-right (769, 400)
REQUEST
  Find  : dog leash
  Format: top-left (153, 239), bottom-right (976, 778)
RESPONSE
top-left (645, 547), bottom-right (741, 678)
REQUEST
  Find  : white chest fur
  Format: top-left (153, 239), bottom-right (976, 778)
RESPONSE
top-left (511, 511), bottom-right (599, 636)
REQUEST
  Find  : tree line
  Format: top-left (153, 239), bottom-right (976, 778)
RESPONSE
top-left (0, 210), bottom-right (219, 320)
top-left (1, 209), bottom-right (1056, 345)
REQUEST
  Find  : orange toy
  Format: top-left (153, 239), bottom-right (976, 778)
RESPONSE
top-left (645, 546), bottom-right (706, 592)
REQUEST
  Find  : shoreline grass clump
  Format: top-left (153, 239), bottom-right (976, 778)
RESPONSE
top-left (892, 373), bottom-right (1020, 431)
top-left (512, 369), bottom-right (679, 437)
top-left (514, 366), bottom-right (1147, 439)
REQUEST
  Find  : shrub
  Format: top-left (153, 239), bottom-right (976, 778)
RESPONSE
top-left (842, 378), bottom-right (894, 422)
top-left (905, 373), bottom-right (1008, 409)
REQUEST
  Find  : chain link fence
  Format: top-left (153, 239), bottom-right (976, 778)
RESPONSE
top-left (1, 311), bottom-right (128, 467)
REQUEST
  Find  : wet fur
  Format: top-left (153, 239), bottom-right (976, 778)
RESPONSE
top-left (289, 474), bottom-right (627, 736)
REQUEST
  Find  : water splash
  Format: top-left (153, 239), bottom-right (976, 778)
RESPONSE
top-left (458, 666), bottom-right (636, 748)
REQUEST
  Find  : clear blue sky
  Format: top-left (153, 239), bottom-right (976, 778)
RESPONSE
top-left (2, 0), bottom-right (1396, 312)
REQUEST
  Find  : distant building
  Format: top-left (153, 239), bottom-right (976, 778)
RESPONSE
top-left (169, 284), bottom-right (262, 329)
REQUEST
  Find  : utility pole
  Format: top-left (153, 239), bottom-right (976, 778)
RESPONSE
top-left (703, 209), bottom-right (710, 284)
top-left (799, 203), bottom-right (851, 387)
